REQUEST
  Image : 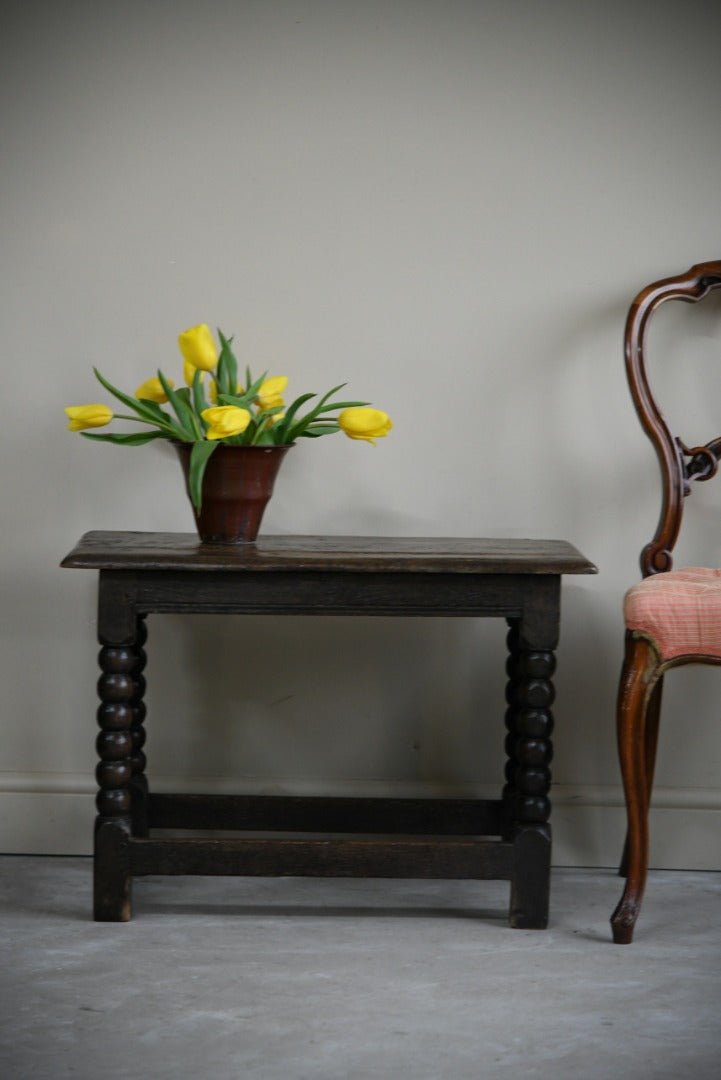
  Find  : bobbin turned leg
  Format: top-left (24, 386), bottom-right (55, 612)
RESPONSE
top-left (94, 627), bottom-right (146, 921)
top-left (502, 622), bottom-right (522, 842)
top-left (128, 617), bottom-right (149, 837)
top-left (506, 637), bottom-right (555, 929)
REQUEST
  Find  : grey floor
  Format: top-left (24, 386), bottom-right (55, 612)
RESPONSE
top-left (1, 858), bottom-right (720, 1080)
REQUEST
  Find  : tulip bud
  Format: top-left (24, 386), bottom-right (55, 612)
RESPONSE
top-left (135, 376), bottom-right (173, 403)
top-left (256, 376), bottom-right (287, 411)
top-left (338, 407), bottom-right (392, 444)
top-left (178, 324), bottom-right (218, 373)
top-left (201, 405), bottom-right (252, 440)
top-left (65, 404), bottom-right (114, 431)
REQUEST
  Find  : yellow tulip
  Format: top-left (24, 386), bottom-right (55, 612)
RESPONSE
top-left (135, 376), bottom-right (173, 403)
top-left (65, 404), bottom-right (113, 431)
top-left (201, 405), bottom-right (252, 440)
top-left (338, 407), bottom-right (392, 444)
top-left (256, 376), bottom-right (287, 411)
top-left (178, 323), bottom-right (218, 372)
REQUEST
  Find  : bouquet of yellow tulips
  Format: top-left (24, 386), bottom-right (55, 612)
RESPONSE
top-left (66, 324), bottom-right (392, 510)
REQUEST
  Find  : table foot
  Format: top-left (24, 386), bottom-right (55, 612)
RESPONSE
top-left (94, 820), bottom-right (132, 921)
top-left (510, 824), bottom-right (551, 929)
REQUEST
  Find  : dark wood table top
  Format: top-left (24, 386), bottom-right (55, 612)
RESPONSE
top-left (62, 531), bottom-right (597, 576)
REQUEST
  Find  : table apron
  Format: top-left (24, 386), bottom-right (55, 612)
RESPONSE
top-left (97, 569), bottom-right (562, 647)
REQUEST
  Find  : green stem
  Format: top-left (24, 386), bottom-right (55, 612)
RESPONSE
top-left (115, 413), bottom-right (186, 438)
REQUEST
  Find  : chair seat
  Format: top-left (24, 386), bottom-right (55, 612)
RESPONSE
top-left (624, 567), bottom-right (721, 662)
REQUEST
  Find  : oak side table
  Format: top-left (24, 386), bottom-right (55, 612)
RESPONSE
top-left (62, 531), bottom-right (596, 926)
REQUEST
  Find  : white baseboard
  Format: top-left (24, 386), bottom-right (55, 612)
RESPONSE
top-left (1, 775), bottom-right (720, 869)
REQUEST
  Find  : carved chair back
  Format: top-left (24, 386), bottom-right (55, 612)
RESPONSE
top-left (626, 260), bottom-right (721, 577)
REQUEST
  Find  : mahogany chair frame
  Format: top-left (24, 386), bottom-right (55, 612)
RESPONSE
top-left (611, 260), bottom-right (721, 944)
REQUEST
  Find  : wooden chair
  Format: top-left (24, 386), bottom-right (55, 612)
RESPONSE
top-left (611, 260), bottom-right (721, 944)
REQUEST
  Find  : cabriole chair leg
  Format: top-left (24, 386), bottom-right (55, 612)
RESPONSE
top-left (611, 635), bottom-right (660, 944)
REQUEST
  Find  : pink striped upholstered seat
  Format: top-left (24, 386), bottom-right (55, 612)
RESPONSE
top-left (624, 567), bottom-right (721, 662)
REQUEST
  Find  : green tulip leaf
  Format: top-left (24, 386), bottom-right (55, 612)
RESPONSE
top-left (246, 406), bottom-right (287, 444)
top-left (316, 399), bottom-right (369, 412)
top-left (242, 371), bottom-right (268, 403)
top-left (299, 423), bottom-right (340, 437)
top-left (188, 439), bottom-right (218, 510)
top-left (252, 430), bottom-right (276, 446)
top-left (191, 368), bottom-right (208, 424)
top-left (80, 430), bottom-right (167, 446)
top-left (271, 392), bottom-right (316, 444)
top-left (157, 370), bottom-right (201, 440)
top-left (283, 384), bottom-right (347, 440)
top-left (217, 392), bottom-right (252, 408)
top-left (216, 330), bottom-right (238, 398)
top-left (251, 405), bottom-right (285, 422)
top-left (134, 398), bottom-right (174, 423)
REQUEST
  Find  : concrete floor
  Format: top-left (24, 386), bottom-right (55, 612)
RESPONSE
top-left (1, 858), bottom-right (720, 1079)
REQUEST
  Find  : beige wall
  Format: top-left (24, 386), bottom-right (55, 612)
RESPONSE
top-left (3, 0), bottom-right (721, 866)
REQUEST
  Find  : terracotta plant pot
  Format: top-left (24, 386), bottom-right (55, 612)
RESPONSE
top-left (175, 443), bottom-right (291, 544)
